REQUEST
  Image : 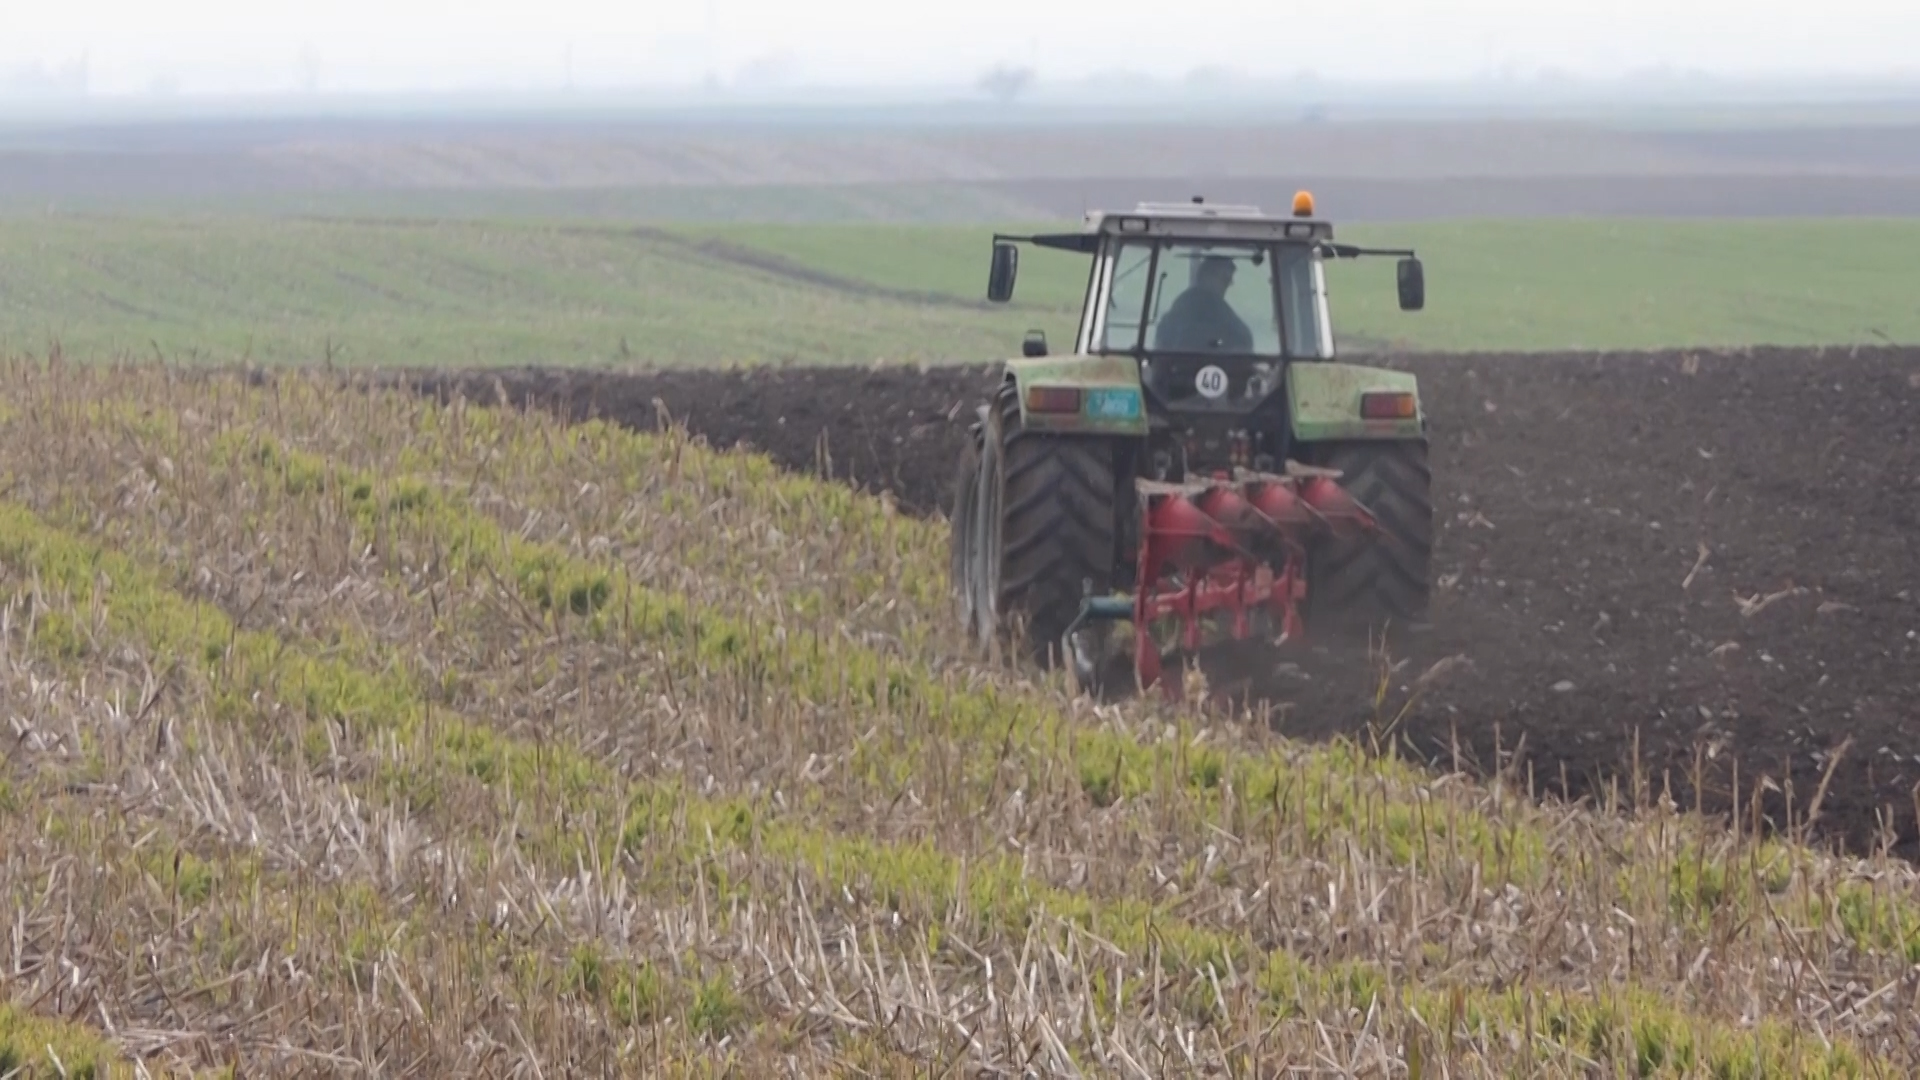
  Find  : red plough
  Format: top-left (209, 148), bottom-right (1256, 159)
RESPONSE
top-left (1070, 469), bottom-right (1378, 698)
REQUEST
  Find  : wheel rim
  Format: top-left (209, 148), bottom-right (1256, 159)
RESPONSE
top-left (950, 439), bottom-right (980, 637)
top-left (1065, 621), bottom-right (1115, 696)
top-left (951, 516), bottom-right (975, 636)
top-left (973, 418), bottom-right (1003, 650)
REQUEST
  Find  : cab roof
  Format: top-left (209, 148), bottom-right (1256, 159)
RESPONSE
top-left (1024, 199), bottom-right (1336, 254)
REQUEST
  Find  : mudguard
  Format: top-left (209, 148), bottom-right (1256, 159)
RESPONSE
top-left (1287, 361), bottom-right (1424, 442)
top-left (1000, 354), bottom-right (1151, 436)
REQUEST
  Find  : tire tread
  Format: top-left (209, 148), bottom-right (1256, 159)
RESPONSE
top-left (989, 383), bottom-right (1119, 664)
top-left (1305, 439), bottom-right (1434, 641)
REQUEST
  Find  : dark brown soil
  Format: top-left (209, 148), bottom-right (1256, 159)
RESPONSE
top-left (398, 346), bottom-right (1920, 856)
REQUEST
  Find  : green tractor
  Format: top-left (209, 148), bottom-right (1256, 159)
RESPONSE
top-left (949, 193), bottom-right (1433, 696)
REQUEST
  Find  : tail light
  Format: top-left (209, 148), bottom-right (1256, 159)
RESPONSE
top-left (1026, 386), bottom-right (1082, 414)
top-left (1360, 391), bottom-right (1417, 420)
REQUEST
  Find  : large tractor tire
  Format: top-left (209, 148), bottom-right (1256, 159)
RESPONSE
top-left (1303, 438), bottom-right (1434, 645)
top-left (973, 380), bottom-right (1121, 668)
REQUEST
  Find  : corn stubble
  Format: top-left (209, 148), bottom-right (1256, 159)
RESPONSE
top-left (0, 357), bottom-right (1916, 1077)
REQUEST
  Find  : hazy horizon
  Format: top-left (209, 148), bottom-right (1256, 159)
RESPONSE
top-left (6, 0), bottom-right (1919, 101)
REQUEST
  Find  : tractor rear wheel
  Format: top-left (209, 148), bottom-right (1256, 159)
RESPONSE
top-left (1303, 438), bottom-right (1433, 645)
top-left (974, 380), bottom-right (1121, 670)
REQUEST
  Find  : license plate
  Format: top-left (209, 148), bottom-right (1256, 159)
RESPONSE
top-left (1084, 388), bottom-right (1141, 420)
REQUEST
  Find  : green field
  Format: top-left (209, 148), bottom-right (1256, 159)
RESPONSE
top-left (4, 213), bottom-right (1916, 367)
top-left (697, 218), bottom-right (1920, 352)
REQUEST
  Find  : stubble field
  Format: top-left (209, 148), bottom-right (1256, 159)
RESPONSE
top-left (5, 357), bottom-right (1920, 1078)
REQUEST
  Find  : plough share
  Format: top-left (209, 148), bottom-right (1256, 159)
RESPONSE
top-left (1067, 467), bottom-right (1379, 697)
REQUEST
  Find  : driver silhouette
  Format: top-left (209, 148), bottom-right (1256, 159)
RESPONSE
top-left (1153, 255), bottom-right (1252, 353)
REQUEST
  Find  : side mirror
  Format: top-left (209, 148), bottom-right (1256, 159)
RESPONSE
top-left (1022, 329), bottom-right (1048, 357)
top-left (1396, 256), bottom-right (1425, 312)
top-left (987, 241), bottom-right (1019, 303)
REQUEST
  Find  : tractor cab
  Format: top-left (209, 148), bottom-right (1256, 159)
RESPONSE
top-left (986, 194), bottom-right (1423, 413)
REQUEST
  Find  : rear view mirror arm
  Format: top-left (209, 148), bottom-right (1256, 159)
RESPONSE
top-left (1318, 242), bottom-right (1418, 260)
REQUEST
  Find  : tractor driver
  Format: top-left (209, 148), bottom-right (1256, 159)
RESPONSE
top-left (1153, 254), bottom-right (1253, 353)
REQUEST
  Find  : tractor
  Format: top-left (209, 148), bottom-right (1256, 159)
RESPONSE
top-left (949, 192), bottom-right (1433, 697)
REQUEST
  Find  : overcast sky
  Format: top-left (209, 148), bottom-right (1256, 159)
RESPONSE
top-left (5, 0), bottom-right (1919, 97)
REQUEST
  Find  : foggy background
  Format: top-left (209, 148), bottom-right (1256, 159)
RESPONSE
top-left (3, 0), bottom-right (1918, 110)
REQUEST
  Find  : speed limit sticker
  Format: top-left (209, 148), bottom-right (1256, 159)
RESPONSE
top-left (1195, 365), bottom-right (1229, 399)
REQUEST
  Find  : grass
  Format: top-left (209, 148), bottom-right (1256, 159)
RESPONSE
top-left (2, 214), bottom-right (1916, 372)
top-left (2, 357), bottom-right (1920, 1073)
top-left (0, 216), bottom-right (1018, 369)
top-left (0, 1004), bottom-right (139, 1079)
top-left (690, 217), bottom-right (1920, 352)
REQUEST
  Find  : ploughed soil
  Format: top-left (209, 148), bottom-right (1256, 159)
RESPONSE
top-left (399, 346), bottom-right (1920, 856)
